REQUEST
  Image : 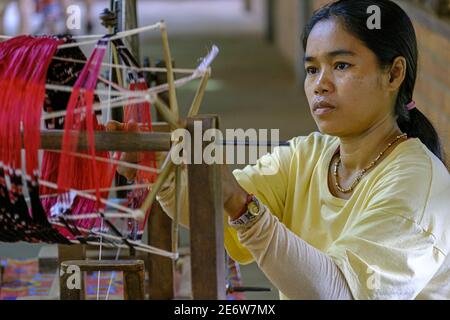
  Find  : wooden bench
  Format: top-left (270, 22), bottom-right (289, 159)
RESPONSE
top-left (60, 259), bottom-right (145, 300)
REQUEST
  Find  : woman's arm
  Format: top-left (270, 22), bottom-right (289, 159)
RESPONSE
top-left (155, 165), bottom-right (353, 299)
top-left (116, 130), bottom-right (352, 299)
top-left (235, 207), bottom-right (353, 299)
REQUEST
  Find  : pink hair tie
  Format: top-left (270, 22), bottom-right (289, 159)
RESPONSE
top-left (406, 100), bottom-right (416, 111)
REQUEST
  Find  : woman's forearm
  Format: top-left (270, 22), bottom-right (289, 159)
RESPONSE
top-left (156, 166), bottom-right (352, 299)
top-left (235, 208), bottom-right (353, 300)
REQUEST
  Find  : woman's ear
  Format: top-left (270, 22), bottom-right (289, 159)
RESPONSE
top-left (387, 56), bottom-right (407, 91)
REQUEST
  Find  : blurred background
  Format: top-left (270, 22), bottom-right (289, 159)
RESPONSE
top-left (0, 0), bottom-right (448, 300)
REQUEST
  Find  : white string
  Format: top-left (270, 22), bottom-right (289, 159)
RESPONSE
top-left (44, 83), bottom-right (141, 98)
top-left (57, 22), bottom-right (162, 49)
top-left (41, 95), bottom-right (128, 120)
top-left (49, 150), bottom-right (160, 175)
top-left (71, 34), bottom-right (107, 40)
top-left (83, 240), bottom-right (177, 258)
top-left (52, 212), bottom-right (136, 220)
top-left (37, 181), bottom-right (151, 200)
top-left (0, 34), bottom-right (111, 40)
top-left (98, 75), bottom-right (128, 94)
top-left (43, 44), bottom-right (217, 117)
top-left (29, 182), bottom-right (151, 201)
top-left (51, 222), bottom-right (179, 259)
top-left (41, 95), bottom-right (148, 121)
top-left (41, 70), bottom-right (203, 121)
top-left (38, 179), bottom-right (141, 219)
top-left (52, 56), bottom-right (196, 74)
top-left (97, 219), bottom-right (104, 300)
top-left (41, 44), bottom-right (218, 123)
top-left (195, 45), bottom-right (219, 75)
top-left (105, 247), bottom-right (121, 300)
top-left (86, 229), bottom-right (178, 259)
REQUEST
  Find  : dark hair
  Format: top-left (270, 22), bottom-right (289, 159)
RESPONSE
top-left (302, 0), bottom-right (444, 162)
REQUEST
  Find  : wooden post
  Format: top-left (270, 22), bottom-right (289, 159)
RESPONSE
top-left (147, 203), bottom-right (174, 299)
top-left (58, 244), bottom-right (86, 266)
top-left (58, 244), bottom-right (86, 299)
top-left (118, 0), bottom-right (140, 62)
top-left (187, 115), bottom-right (226, 300)
top-left (244, 0), bottom-right (252, 12)
top-left (266, 0), bottom-right (275, 43)
top-left (145, 58), bottom-right (176, 299)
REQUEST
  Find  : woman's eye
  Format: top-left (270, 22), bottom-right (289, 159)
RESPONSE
top-left (306, 66), bottom-right (318, 75)
top-left (335, 62), bottom-right (351, 71)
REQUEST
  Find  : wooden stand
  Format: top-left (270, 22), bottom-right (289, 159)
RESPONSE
top-left (55, 115), bottom-right (226, 300)
top-left (60, 259), bottom-right (145, 300)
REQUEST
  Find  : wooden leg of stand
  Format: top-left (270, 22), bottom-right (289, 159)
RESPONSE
top-left (123, 268), bottom-right (146, 300)
top-left (147, 202), bottom-right (174, 299)
top-left (60, 260), bottom-right (145, 300)
top-left (58, 245), bottom-right (86, 300)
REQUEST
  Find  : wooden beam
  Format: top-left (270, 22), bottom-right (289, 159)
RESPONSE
top-left (187, 115), bottom-right (226, 300)
top-left (39, 130), bottom-right (171, 152)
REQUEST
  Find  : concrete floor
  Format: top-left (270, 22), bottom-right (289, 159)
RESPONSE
top-left (0, 0), bottom-right (317, 300)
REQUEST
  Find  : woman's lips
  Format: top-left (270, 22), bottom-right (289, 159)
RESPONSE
top-left (313, 101), bottom-right (336, 116)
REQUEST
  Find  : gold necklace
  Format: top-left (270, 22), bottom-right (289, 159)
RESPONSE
top-left (333, 133), bottom-right (407, 193)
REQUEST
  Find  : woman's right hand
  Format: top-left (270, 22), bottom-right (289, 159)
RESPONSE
top-left (222, 165), bottom-right (249, 220)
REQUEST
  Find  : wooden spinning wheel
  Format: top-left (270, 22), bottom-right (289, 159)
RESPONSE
top-left (0, 0), bottom-right (226, 300)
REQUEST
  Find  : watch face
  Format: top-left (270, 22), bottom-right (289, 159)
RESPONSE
top-left (248, 201), bottom-right (260, 215)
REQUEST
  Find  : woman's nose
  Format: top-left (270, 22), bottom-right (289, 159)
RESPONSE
top-left (314, 69), bottom-right (334, 95)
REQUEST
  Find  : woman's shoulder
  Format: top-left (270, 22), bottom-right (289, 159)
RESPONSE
top-left (371, 139), bottom-right (450, 243)
top-left (382, 138), bottom-right (448, 183)
top-left (289, 132), bottom-right (338, 156)
top-left (391, 139), bottom-right (450, 252)
top-left (370, 138), bottom-right (449, 198)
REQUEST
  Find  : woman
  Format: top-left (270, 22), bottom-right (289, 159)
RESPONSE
top-left (121, 0), bottom-right (450, 299)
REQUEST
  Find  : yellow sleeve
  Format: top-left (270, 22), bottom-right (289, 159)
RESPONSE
top-left (224, 138), bottom-right (298, 264)
top-left (327, 158), bottom-right (446, 299)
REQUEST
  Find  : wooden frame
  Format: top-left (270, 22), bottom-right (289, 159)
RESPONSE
top-left (54, 115), bottom-right (226, 300)
top-left (1, 0), bottom-right (225, 301)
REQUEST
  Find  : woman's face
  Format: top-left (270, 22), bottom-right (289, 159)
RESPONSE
top-left (304, 19), bottom-right (394, 137)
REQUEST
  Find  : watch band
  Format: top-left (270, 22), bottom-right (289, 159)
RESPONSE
top-left (229, 195), bottom-right (263, 227)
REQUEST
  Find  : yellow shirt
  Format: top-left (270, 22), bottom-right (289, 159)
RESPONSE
top-left (227, 132), bottom-right (450, 299)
